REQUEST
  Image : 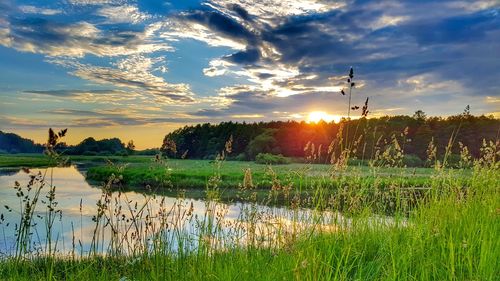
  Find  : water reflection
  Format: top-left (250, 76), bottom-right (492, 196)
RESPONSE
top-left (0, 166), bottom-right (395, 257)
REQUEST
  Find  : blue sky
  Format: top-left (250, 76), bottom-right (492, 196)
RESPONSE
top-left (0, 0), bottom-right (499, 148)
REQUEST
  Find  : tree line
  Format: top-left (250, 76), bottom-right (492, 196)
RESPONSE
top-left (0, 132), bottom-right (136, 156)
top-left (163, 112), bottom-right (499, 164)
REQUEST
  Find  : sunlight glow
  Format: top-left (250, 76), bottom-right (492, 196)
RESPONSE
top-left (307, 111), bottom-right (342, 123)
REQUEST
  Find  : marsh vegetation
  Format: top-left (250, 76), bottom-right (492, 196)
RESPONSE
top-left (0, 113), bottom-right (498, 281)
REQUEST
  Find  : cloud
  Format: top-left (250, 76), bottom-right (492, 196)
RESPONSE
top-left (224, 48), bottom-right (260, 64)
top-left (208, 0), bottom-right (347, 25)
top-left (33, 107), bottom-right (206, 127)
top-left (97, 5), bottom-right (152, 24)
top-left (47, 56), bottom-right (196, 103)
top-left (203, 59), bottom-right (234, 77)
top-left (24, 88), bottom-right (138, 102)
top-left (0, 116), bottom-right (52, 128)
top-left (1, 0), bottom-right (500, 127)
top-left (19, 5), bottom-right (62, 16)
top-left (162, 0), bottom-right (499, 117)
top-left (162, 14), bottom-right (248, 50)
top-left (68, 0), bottom-right (127, 5)
top-left (0, 15), bottom-right (170, 57)
top-left (40, 109), bottom-right (106, 116)
top-left (191, 84), bottom-right (353, 119)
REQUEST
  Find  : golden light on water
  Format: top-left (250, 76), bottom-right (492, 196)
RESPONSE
top-left (307, 111), bottom-right (342, 123)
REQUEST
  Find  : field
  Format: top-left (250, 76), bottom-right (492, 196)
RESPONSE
top-left (0, 153), bottom-right (462, 188)
top-left (0, 154), bottom-right (470, 207)
top-left (0, 149), bottom-right (498, 280)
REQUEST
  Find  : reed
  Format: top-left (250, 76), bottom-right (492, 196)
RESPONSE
top-left (0, 127), bottom-right (498, 280)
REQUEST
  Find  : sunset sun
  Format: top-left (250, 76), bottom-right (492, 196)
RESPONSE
top-left (0, 0), bottom-right (498, 277)
top-left (307, 111), bottom-right (342, 123)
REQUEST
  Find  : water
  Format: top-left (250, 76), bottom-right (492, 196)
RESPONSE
top-left (0, 166), bottom-right (351, 256)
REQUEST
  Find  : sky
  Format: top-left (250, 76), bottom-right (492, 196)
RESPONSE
top-left (0, 0), bottom-right (499, 149)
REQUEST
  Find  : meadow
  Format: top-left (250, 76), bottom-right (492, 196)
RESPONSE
top-left (0, 129), bottom-right (498, 280)
top-left (0, 154), bottom-right (469, 209)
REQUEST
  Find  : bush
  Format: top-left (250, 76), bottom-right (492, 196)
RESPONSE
top-left (403, 154), bottom-right (424, 167)
top-left (347, 158), bottom-right (369, 166)
top-left (445, 154), bottom-right (461, 168)
top-left (114, 150), bottom-right (128, 157)
top-left (137, 148), bottom-right (160, 156)
top-left (234, 153), bottom-right (247, 161)
top-left (82, 151), bottom-right (97, 156)
top-left (255, 153), bottom-right (291, 165)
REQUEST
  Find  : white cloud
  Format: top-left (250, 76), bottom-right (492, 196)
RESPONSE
top-left (203, 59), bottom-right (234, 77)
top-left (370, 15), bottom-right (409, 30)
top-left (0, 20), bottom-right (171, 57)
top-left (207, 0), bottom-right (346, 25)
top-left (68, 0), bottom-right (126, 5)
top-left (162, 21), bottom-right (247, 50)
top-left (19, 5), bottom-right (62, 16)
top-left (401, 74), bottom-right (465, 94)
top-left (49, 57), bottom-right (195, 103)
top-left (97, 5), bottom-right (152, 24)
top-left (485, 96), bottom-right (500, 103)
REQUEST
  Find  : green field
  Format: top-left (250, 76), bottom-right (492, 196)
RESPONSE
top-left (0, 154), bottom-right (469, 208)
top-left (0, 152), bottom-right (498, 280)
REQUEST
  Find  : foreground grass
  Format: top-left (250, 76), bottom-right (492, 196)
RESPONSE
top-left (0, 152), bottom-right (497, 280)
top-left (1, 167), bottom-right (498, 280)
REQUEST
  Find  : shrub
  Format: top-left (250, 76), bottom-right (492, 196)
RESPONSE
top-left (403, 154), bottom-right (424, 167)
top-left (445, 154), bottom-right (461, 168)
top-left (82, 151), bottom-right (97, 156)
top-left (234, 153), bottom-right (247, 161)
top-left (137, 148), bottom-right (160, 156)
top-left (347, 158), bottom-right (369, 166)
top-left (114, 150), bottom-right (128, 157)
top-left (255, 153), bottom-right (290, 165)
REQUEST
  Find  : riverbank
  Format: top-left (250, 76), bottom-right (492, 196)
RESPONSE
top-left (0, 154), bottom-right (468, 189)
top-left (0, 163), bottom-right (498, 280)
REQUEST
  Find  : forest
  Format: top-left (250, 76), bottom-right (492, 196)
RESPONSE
top-left (165, 112), bottom-right (499, 163)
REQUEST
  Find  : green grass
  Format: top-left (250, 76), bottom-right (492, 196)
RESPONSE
top-left (0, 154), bottom-right (155, 167)
top-left (0, 153), bottom-right (498, 280)
top-left (1, 166), bottom-right (498, 280)
top-left (1, 153), bottom-right (456, 192)
top-left (84, 159), bottom-right (470, 209)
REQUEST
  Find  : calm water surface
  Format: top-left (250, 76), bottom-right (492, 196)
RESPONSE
top-left (0, 166), bottom-right (349, 256)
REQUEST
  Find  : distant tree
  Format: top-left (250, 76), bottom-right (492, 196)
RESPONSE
top-left (161, 137), bottom-right (177, 158)
top-left (126, 140), bottom-right (135, 155)
top-left (161, 114), bottom-right (499, 163)
top-left (413, 110), bottom-right (427, 121)
top-left (70, 137), bottom-right (126, 155)
top-left (0, 131), bottom-right (44, 153)
top-left (246, 129), bottom-right (278, 160)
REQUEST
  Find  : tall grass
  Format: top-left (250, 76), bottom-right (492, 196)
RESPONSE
top-left (0, 127), bottom-right (498, 280)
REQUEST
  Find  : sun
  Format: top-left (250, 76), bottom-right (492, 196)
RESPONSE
top-left (307, 111), bottom-right (342, 123)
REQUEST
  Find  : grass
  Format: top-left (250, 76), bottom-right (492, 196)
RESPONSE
top-left (0, 154), bottom-right (155, 167)
top-left (0, 165), bottom-right (498, 280)
top-left (0, 138), bottom-right (498, 280)
top-left (0, 153), bottom-right (466, 188)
